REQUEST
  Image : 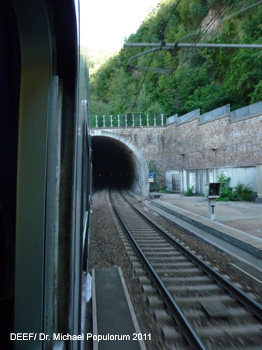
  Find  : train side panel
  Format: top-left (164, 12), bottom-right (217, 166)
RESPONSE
top-left (0, 1), bottom-right (91, 349)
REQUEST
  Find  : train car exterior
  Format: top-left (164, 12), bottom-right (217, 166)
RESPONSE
top-left (0, 1), bottom-right (91, 349)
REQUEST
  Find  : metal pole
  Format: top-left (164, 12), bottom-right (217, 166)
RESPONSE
top-left (124, 42), bottom-right (262, 49)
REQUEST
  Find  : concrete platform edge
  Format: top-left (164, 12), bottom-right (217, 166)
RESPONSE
top-left (92, 267), bottom-right (146, 350)
top-left (117, 267), bottom-right (146, 350)
top-left (151, 200), bottom-right (262, 259)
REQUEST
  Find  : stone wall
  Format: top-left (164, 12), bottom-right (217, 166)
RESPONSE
top-left (164, 114), bottom-right (262, 171)
top-left (94, 110), bottom-right (262, 192)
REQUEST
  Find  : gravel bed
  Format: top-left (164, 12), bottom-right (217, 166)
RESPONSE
top-left (89, 190), bottom-right (163, 350)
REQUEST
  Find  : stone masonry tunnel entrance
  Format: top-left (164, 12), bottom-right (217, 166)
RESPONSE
top-left (92, 133), bottom-right (149, 196)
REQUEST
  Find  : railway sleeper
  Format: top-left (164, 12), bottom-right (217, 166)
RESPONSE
top-left (135, 239), bottom-right (167, 244)
top-left (134, 267), bottom-right (147, 276)
top-left (138, 244), bottom-right (172, 249)
top-left (132, 261), bottom-right (143, 269)
top-left (142, 247), bottom-right (174, 251)
top-left (174, 294), bottom-right (235, 307)
top-left (222, 347), bottom-right (262, 350)
top-left (147, 295), bottom-right (165, 308)
top-left (145, 251), bottom-right (182, 258)
top-left (156, 267), bottom-right (204, 275)
top-left (194, 323), bottom-right (262, 339)
top-left (161, 325), bottom-right (184, 342)
top-left (142, 284), bottom-right (156, 295)
top-left (125, 251), bottom-right (144, 267)
top-left (154, 309), bottom-right (172, 323)
top-left (129, 227), bottom-right (159, 231)
top-left (126, 252), bottom-right (137, 259)
top-left (149, 256), bottom-right (188, 262)
top-left (138, 276), bottom-right (152, 285)
top-left (161, 275), bottom-right (212, 285)
top-left (167, 283), bottom-right (222, 294)
top-left (183, 307), bottom-right (251, 321)
top-left (152, 262), bottom-right (195, 268)
top-left (124, 247), bottom-right (134, 255)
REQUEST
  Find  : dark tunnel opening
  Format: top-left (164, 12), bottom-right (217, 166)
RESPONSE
top-left (92, 136), bottom-right (136, 191)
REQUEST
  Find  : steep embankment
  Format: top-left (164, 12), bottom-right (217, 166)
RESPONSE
top-left (89, 0), bottom-right (262, 118)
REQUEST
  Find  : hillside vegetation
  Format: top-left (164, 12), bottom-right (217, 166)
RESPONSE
top-left (89, 0), bottom-right (262, 119)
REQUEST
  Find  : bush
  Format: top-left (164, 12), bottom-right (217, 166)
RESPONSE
top-left (216, 173), bottom-right (233, 201)
top-left (231, 183), bottom-right (255, 202)
top-left (184, 186), bottom-right (194, 196)
top-left (216, 173), bottom-right (255, 202)
top-left (148, 160), bottom-right (162, 191)
top-left (159, 186), bottom-right (172, 193)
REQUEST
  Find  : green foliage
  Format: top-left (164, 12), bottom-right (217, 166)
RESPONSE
top-left (230, 183), bottom-right (255, 202)
top-left (159, 186), bottom-right (172, 193)
top-left (89, 0), bottom-right (262, 117)
top-left (148, 160), bottom-right (162, 191)
top-left (216, 173), bottom-right (233, 201)
top-left (184, 186), bottom-right (195, 196)
top-left (249, 80), bottom-right (262, 103)
top-left (216, 173), bottom-right (255, 202)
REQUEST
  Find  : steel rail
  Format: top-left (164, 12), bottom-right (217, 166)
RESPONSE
top-left (109, 191), bottom-right (207, 350)
top-left (123, 192), bottom-right (262, 322)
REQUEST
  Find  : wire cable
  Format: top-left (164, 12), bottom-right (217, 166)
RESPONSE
top-left (129, 0), bottom-right (182, 111)
top-left (220, 0), bottom-right (262, 22)
top-left (178, 0), bottom-right (232, 65)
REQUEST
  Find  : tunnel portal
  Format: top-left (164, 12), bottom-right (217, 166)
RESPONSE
top-left (92, 133), bottom-right (149, 196)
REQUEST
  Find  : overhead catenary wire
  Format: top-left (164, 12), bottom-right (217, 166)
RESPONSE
top-left (130, 50), bottom-right (157, 110)
top-left (129, 0), bottom-right (182, 111)
top-left (98, 0), bottom-right (262, 154)
top-left (220, 0), bottom-right (262, 22)
top-left (125, 42), bottom-right (262, 49)
top-left (127, 0), bottom-right (231, 106)
top-left (177, 0), bottom-right (262, 65)
top-left (176, 0), bottom-right (232, 66)
top-left (126, 0), bottom-right (262, 118)
top-left (164, 0), bottom-right (262, 44)
top-left (159, 0), bottom-right (182, 41)
top-left (126, 0), bottom-right (262, 67)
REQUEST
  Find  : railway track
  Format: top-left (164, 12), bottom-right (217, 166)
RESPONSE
top-left (109, 190), bottom-right (262, 350)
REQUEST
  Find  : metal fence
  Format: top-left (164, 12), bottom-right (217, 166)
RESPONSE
top-left (91, 101), bottom-right (262, 128)
top-left (91, 114), bottom-right (165, 128)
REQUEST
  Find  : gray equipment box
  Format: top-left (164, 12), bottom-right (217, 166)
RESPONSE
top-left (208, 182), bottom-right (221, 198)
